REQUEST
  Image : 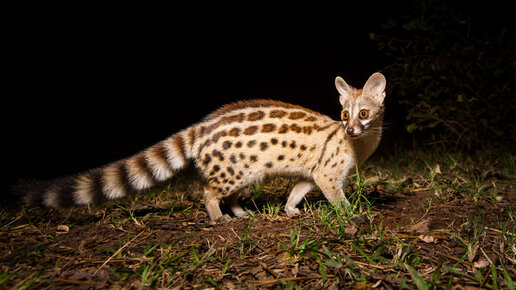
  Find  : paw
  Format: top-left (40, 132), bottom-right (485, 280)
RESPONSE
top-left (214, 214), bottom-right (232, 223)
top-left (232, 208), bottom-right (248, 218)
top-left (285, 207), bottom-right (300, 216)
top-left (235, 211), bottom-right (249, 218)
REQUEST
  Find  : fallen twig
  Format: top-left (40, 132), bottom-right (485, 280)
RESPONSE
top-left (93, 230), bottom-right (146, 276)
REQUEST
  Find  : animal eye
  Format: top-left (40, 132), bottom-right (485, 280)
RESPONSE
top-left (342, 111), bottom-right (349, 120)
top-left (359, 110), bottom-right (369, 119)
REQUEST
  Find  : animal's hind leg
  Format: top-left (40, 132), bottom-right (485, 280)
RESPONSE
top-left (225, 193), bottom-right (247, 217)
top-left (204, 184), bottom-right (232, 223)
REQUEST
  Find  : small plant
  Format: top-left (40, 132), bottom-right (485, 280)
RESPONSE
top-left (280, 223), bottom-right (319, 261)
top-left (238, 211), bottom-right (260, 257)
top-left (263, 202), bottom-right (281, 219)
top-left (116, 204), bottom-right (143, 227)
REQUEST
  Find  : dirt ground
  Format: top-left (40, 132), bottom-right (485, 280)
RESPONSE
top-left (1, 156), bottom-right (515, 289)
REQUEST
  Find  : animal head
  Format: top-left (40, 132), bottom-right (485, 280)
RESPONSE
top-left (335, 72), bottom-right (386, 138)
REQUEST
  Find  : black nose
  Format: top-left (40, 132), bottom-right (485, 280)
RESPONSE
top-left (346, 127), bottom-right (354, 135)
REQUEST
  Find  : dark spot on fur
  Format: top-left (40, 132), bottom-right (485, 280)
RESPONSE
top-left (212, 149), bottom-right (224, 161)
top-left (262, 123), bottom-right (276, 133)
top-left (223, 140), bottom-right (232, 150)
top-left (289, 111), bottom-right (306, 120)
top-left (247, 111), bottom-right (265, 121)
top-left (260, 142), bottom-right (268, 151)
top-left (228, 127), bottom-right (241, 137)
top-left (203, 154), bottom-right (212, 166)
top-left (290, 124), bottom-right (302, 133)
top-left (270, 110), bottom-right (287, 118)
top-left (278, 124), bottom-right (289, 134)
top-left (243, 126), bottom-right (258, 135)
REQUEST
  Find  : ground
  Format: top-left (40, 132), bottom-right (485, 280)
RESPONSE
top-left (1, 146), bottom-right (515, 289)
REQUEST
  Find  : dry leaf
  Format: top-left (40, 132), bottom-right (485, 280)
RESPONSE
top-left (56, 225), bottom-right (69, 233)
top-left (434, 164), bottom-right (441, 174)
top-left (418, 234), bottom-right (435, 243)
top-left (473, 258), bottom-right (490, 269)
top-left (344, 225), bottom-right (358, 236)
top-left (292, 263), bottom-right (299, 276)
top-left (468, 243), bottom-right (479, 262)
top-left (406, 218), bottom-right (431, 233)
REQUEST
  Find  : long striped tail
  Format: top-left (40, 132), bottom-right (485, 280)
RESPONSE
top-left (12, 130), bottom-right (192, 208)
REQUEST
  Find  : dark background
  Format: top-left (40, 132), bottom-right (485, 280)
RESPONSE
top-left (4, 3), bottom-right (513, 194)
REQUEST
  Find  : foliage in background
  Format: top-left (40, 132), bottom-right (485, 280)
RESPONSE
top-left (374, 0), bottom-right (515, 149)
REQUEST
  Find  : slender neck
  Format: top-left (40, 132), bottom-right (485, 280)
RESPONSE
top-left (355, 110), bottom-right (384, 165)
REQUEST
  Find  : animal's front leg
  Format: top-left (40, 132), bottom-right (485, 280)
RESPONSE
top-left (314, 176), bottom-right (351, 209)
top-left (285, 181), bottom-right (315, 216)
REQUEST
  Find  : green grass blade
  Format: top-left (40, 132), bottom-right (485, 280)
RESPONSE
top-left (404, 263), bottom-right (429, 290)
top-left (351, 243), bottom-right (375, 265)
top-left (501, 261), bottom-right (515, 290)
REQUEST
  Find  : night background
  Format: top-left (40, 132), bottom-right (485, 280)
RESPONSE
top-left (4, 1), bottom-right (514, 194)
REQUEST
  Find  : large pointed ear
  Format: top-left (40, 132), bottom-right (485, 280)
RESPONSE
top-left (363, 72), bottom-right (386, 103)
top-left (335, 76), bottom-right (352, 105)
